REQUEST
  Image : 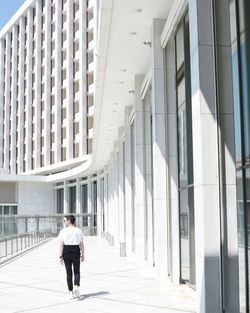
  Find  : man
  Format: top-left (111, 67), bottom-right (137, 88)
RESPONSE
top-left (58, 215), bottom-right (85, 300)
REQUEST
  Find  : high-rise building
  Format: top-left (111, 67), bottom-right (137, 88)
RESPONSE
top-left (0, 0), bottom-right (94, 175)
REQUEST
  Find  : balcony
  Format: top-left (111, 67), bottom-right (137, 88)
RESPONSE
top-left (88, 105), bottom-right (94, 116)
top-left (88, 61), bottom-right (94, 74)
top-left (88, 39), bottom-right (94, 53)
top-left (87, 18), bottom-right (94, 33)
top-left (88, 0), bottom-right (94, 12)
top-left (88, 127), bottom-right (93, 139)
top-left (88, 83), bottom-right (95, 95)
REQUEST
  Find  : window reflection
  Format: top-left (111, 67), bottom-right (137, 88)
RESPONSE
top-left (229, 0), bottom-right (250, 311)
top-left (175, 13), bottom-right (195, 286)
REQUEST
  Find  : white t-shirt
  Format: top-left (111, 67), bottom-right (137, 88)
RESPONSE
top-left (58, 227), bottom-right (84, 245)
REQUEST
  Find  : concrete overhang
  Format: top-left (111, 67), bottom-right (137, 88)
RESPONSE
top-left (91, 0), bottom-right (174, 173)
top-left (0, 155), bottom-right (92, 183)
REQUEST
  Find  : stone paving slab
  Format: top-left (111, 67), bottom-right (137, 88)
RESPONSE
top-left (0, 237), bottom-right (196, 313)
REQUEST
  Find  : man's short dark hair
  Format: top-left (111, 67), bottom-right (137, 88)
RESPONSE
top-left (64, 215), bottom-right (76, 225)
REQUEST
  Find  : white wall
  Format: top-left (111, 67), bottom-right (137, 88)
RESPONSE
top-left (18, 182), bottom-right (54, 215)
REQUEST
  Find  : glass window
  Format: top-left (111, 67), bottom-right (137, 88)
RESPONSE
top-left (81, 184), bottom-right (88, 213)
top-left (69, 186), bottom-right (76, 213)
top-left (175, 13), bottom-right (195, 286)
top-left (73, 143), bottom-right (79, 158)
top-left (10, 206), bottom-right (17, 214)
top-left (229, 0), bottom-right (250, 311)
top-left (176, 26), bottom-right (184, 69)
top-left (57, 189), bottom-right (64, 214)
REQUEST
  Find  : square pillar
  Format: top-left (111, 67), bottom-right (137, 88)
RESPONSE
top-left (151, 19), bottom-right (169, 285)
top-left (124, 106), bottom-right (133, 257)
top-left (134, 74), bottom-right (146, 264)
top-left (188, 0), bottom-right (238, 311)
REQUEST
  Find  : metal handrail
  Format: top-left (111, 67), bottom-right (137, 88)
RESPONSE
top-left (0, 213), bottom-right (97, 264)
top-left (0, 230), bottom-right (51, 263)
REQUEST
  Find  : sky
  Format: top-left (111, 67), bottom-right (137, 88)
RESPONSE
top-left (0, 0), bottom-right (26, 30)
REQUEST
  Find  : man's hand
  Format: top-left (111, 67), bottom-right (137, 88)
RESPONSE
top-left (80, 255), bottom-right (85, 262)
top-left (59, 257), bottom-right (64, 265)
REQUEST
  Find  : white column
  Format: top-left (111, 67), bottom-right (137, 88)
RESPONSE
top-left (66, 0), bottom-right (73, 159)
top-left (215, 1), bottom-right (239, 311)
top-left (124, 106), bottom-right (133, 256)
top-left (76, 179), bottom-right (81, 213)
top-left (44, 0), bottom-right (51, 166)
top-left (113, 144), bottom-right (119, 245)
top-left (10, 26), bottom-right (18, 174)
top-left (165, 36), bottom-right (180, 284)
top-left (63, 183), bottom-right (68, 214)
top-left (79, 0), bottom-right (87, 156)
top-left (151, 19), bottom-right (168, 284)
top-left (104, 172), bottom-right (109, 234)
top-left (134, 75), bottom-right (146, 263)
top-left (144, 88), bottom-right (154, 266)
top-left (0, 40), bottom-right (4, 168)
top-left (3, 33), bottom-right (11, 171)
top-left (26, 8), bottom-right (34, 171)
top-left (189, 1), bottom-right (222, 311)
top-left (17, 17), bottom-right (25, 173)
top-left (34, 0), bottom-right (42, 168)
top-left (107, 158), bottom-right (115, 241)
top-left (55, 0), bottom-right (62, 163)
top-left (96, 176), bottom-right (102, 237)
top-left (118, 128), bottom-right (125, 248)
top-left (87, 180), bottom-right (92, 214)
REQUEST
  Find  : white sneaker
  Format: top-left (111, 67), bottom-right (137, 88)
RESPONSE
top-left (69, 291), bottom-right (75, 300)
top-left (73, 286), bottom-right (80, 300)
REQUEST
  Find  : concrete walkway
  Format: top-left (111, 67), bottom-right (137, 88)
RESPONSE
top-left (0, 237), bottom-right (196, 313)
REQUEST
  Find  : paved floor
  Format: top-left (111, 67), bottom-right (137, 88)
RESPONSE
top-left (0, 237), bottom-right (196, 313)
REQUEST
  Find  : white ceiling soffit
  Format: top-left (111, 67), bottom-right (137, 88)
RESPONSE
top-left (91, 0), bottom-right (174, 173)
top-left (0, 156), bottom-right (92, 183)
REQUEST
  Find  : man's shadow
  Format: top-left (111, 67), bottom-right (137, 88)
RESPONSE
top-left (79, 291), bottom-right (109, 301)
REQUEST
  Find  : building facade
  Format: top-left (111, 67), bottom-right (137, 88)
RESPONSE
top-left (0, 0), bottom-right (94, 175)
top-left (0, 0), bottom-right (250, 312)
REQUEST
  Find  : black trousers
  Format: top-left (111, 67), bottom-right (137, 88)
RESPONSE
top-left (63, 245), bottom-right (81, 291)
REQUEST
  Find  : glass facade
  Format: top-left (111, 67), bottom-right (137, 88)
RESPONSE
top-left (68, 186), bottom-right (76, 213)
top-left (56, 189), bottom-right (64, 213)
top-left (229, 0), bottom-right (250, 311)
top-left (93, 181), bottom-right (97, 227)
top-left (175, 13), bottom-right (195, 286)
top-left (0, 205), bottom-right (18, 234)
top-left (81, 184), bottom-right (88, 213)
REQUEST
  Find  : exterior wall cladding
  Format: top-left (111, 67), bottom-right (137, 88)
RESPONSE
top-left (0, 0), bottom-right (90, 175)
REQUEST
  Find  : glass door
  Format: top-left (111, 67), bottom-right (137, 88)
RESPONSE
top-left (175, 13), bottom-right (195, 286)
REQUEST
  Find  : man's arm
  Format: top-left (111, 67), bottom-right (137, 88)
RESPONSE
top-left (59, 240), bottom-right (64, 264)
top-left (79, 241), bottom-right (85, 262)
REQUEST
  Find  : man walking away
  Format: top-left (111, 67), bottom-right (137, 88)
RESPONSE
top-left (58, 215), bottom-right (85, 300)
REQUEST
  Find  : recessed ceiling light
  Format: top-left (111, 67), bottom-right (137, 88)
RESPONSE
top-left (117, 81), bottom-right (124, 84)
top-left (143, 41), bottom-right (151, 47)
top-left (129, 32), bottom-right (137, 36)
top-left (121, 69), bottom-right (127, 72)
top-left (136, 8), bottom-right (143, 12)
